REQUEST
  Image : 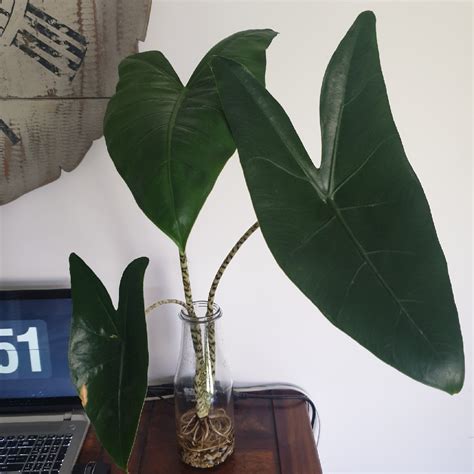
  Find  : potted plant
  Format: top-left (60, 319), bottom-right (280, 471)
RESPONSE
top-left (68, 11), bottom-right (464, 472)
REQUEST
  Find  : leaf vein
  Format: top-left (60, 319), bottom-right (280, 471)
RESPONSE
top-left (248, 156), bottom-right (309, 182)
top-left (290, 216), bottom-right (336, 256)
top-left (335, 261), bottom-right (368, 322)
top-left (330, 201), bottom-right (438, 354)
top-left (332, 133), bottom-right (398, 197)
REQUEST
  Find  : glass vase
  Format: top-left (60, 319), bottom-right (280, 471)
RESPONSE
top-left (174, 301), bottom-right (234, 468)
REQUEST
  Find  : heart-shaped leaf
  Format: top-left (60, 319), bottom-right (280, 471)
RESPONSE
top-left (68, 254), bottom-right (149, 470)
top-left (104, 29), bottom-right (277, 250)
top-left (212, 12), bottom-right (464, 394)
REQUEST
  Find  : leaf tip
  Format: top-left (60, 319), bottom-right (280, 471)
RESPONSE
top-left (351, 11), bottom-right (377, 38)
top-left (446, 363), bottom-right (465, 396)
top-left (266, 28), bottom-right (279, 40)
top-left (443, 379), bottom-right (464, 396)
top-left (427, 351), bottom-right (465, 395)
top-left (357, 10), bottom-right (376, 24)
top-left (69, 253), bottom-right (86, 278)
top-left (136, 256), bottom-right (150, 268)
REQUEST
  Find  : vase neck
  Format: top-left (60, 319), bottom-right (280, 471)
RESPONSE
top-left (179, 300), bottom-right (222, 325)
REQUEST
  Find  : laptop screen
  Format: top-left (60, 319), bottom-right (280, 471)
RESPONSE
top-left (0, 290), bottom-right (77, 400)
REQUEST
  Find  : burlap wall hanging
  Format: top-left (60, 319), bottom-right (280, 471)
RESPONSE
top-left (0, 0), bottom-right (152, 204)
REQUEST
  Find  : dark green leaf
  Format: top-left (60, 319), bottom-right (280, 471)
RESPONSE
top-left (68, 254), bottom-right (149, 470)
top-left (104, 30), bottom-right (277, 250)
top-left (212, 12), bottom-right (464, 394)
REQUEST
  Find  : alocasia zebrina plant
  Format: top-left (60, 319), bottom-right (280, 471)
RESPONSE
top-left (69, 29), bottom-right (277, 471)
top-left (68, 11), bottom-right (464, 471)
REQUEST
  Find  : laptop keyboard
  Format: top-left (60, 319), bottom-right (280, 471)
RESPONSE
top-left (0, 434), bottom-right (72, 473)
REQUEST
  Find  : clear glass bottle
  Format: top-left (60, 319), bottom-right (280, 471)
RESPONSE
top-left (174, 301), bottom-right (234, 468)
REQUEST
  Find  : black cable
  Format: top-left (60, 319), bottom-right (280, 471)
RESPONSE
top-left (146, 384), bottom-right (175, 405)
top-left (147, 383), bottom-right (174, 398)
top-left (233, 391), bottom-right (317, 430)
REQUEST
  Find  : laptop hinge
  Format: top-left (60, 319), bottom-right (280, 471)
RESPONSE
top-left (63, 411), bottom-right (72, 421)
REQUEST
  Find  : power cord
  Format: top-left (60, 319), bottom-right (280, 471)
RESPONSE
top-left (233, 383), bottom-right (320, 446)
top-left (146, 382), bottom-right (321, 446)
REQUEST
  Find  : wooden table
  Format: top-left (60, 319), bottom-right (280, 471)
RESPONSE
top-left (78, 390), bottom-right (323, 473)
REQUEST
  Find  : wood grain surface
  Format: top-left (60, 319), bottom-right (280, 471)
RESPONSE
top-left (0, 0), bottom-right (152, 204)
top-left (78, 390), bottom-right (323, 474)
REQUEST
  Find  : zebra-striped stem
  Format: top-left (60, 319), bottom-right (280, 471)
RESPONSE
top-left (179, 250), bottom-right (211, 419)
top-left (145, 298), bottom-right (187, 315)
top-left (206, 222), bottom-right (260, 376)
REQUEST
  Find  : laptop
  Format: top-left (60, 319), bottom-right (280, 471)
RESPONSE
top-left (0, 289), bottom-right (89, 474)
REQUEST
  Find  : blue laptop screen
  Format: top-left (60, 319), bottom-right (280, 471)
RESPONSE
top-left (0, 292), bottom-right (77, 399)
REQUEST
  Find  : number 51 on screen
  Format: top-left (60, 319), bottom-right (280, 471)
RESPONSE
top-left (0, 320), bottom-right (52, 379)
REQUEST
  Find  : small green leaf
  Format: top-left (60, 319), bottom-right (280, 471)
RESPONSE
top-left (104, 29), bottom-right (277, 250)
top-left (68, 254), bottom-right (149, 470)
top-left (212, 12), bottom-right (464, 394)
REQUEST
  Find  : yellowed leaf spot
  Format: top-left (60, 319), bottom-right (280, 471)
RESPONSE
top-left (79, 384), bottom-right (88, 408)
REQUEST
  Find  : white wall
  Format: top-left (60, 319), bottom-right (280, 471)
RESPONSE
top-left (1, 1), bottom-right (472, 472)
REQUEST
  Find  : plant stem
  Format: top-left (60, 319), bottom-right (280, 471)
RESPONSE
top-left (145, 299), bottom-right (187, 315)
top-left (206, 222), bottom-right (260, 376)
top-left (179, 251), bottom-right (196, 315)
top-left (206, 222), bottom-right (260, 315)
top-left (179, 250), bottom-right (211, 418)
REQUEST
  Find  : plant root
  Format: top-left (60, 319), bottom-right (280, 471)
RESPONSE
top-left (177, 407), bottom-right (234, 468)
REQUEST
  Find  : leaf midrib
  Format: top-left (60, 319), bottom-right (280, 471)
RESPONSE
top-left (117, 313), bottom-right (126, 468)
top-left (166, 87), bottom-right (188, 246)
top-left (116, 280), bottom-right (131, 469)
top-left (326, 24), bottom-right (359, 196)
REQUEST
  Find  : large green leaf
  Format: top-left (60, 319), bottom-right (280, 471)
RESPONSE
top-left (104, 30), bottom-right (277, 250)
top-left (68, 254), bottom-right (149, 470)
top-left (212, 12), bottom-right (464, 394)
